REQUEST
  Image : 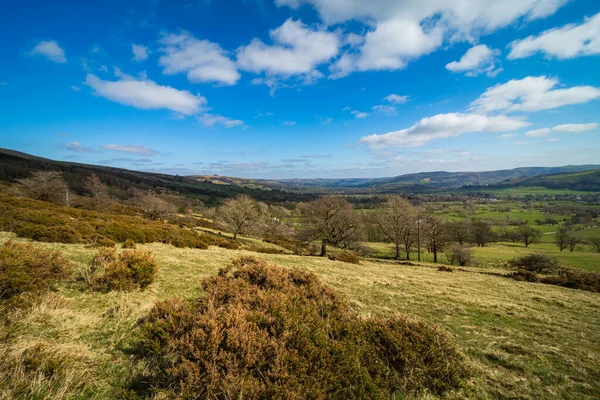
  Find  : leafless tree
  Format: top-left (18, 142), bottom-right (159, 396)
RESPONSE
top-left (135, 192), bottom-right (177, 221)
top-left (84, 174), bottom-right (110, 208)
top-left (300, 196), bottom-right (362, 257)
top-left (517, 225), bottom-right (542, 248)
top-left (448, 220), bottom-right (471, 245)
top-left (589, 237), bottom-right (600, 253)
top-left (375, 195), bottom-right (418, 260)
top-left (216, 194), bottom-right (268, 239)
top-left (422, 215), bottom-right (449, 263)
top-left (568, 232), bottom-right (583, 253)
top-left (17, 170), bottom-right (68, 204)
top-left (555, 227), bottom-right (569, 252)
top-left (471, 220), bottom-right (495, 247)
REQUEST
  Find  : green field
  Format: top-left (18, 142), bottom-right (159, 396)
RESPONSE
top-left (1, 232), bottom-right (599, 399)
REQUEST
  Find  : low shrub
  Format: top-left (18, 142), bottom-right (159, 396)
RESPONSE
top-left (166, 231), bottom-right (208, 249)
top-left (438, 266), bottom-right (454, 272)
top-left (0, 240), bottom-right (70, 300)
top-left (509, 254), bottom-right (559, 273)
top-left (202, 234), bottom-right (241, 250)
top-left (129, 257), bottom-right (467, 398)
top-left (328, 251), bottom-right (360, 264)
top-left (540, 270), bottom-right (600, 292)
top-left (87, 247), bottom-right (159, 292)
top-left (84, 234), bottom-right (117, 248)
top-left (14, 224), bottom-right (81, 244)
top-left (122, 239), bottom-right (137, 249)
top-left (445, 245), bottom-right (472, 266)
top-left (509, 269), bottom-right (539, 282)
top-left (244, 245), bottom-right (283, 254)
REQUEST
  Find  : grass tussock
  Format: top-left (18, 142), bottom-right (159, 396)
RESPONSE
top-left (84, 247), bottom-right (159, 292)
top-left (0, 240), bottom-right (71, 300)
top-left (128, 256), bottom-right (467, 399)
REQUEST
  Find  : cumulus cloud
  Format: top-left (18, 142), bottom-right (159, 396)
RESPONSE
top-left (132, 44), bottom-right (150, 61)
top-left (384, 94), bottom-right (409, 104)
top-left (84, 72), bottom-right (206, 115)
top-left (237, 19), bottom-right (339, 80)
top-left (350, 110), bottom-right (369, 119)
top-left (360, 113), bottom-right (529, 148)
top-left (197, 113), bottom-right (245, 128)
top-left (508, 12), bottom-right (600, 60)
top-left (101, 144), bottom-right (159, 155)
top-left (28, 40), bottom-right (66, 63)
top-left (279, 0), bottom-right (568, 76)
top-left (159, 32), bottom-right (240, 86)
top-left (445, 44), bottom-right (501, 77)
top-left (470, 76), bottom-right (600, 113)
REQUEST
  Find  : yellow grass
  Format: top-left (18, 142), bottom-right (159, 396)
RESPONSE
top-left (0, 231), bottom-right (599, 399)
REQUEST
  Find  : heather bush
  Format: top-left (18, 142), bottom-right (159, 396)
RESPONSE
top-left (129, 257), bottom-right (467, 399)
top-left (328, 250), bottom-right (360, 264)
top-left (509, 254), bottom-right (559, 274)
top-left (438, 266), bottom-right (454, 272)
top-left (0, 240), bottom-right (70, 300)
top-left (122, 239), bottom-right (137, 249)
top-left (263, 234), bottom-right (308, 255)
top-left (244, 245), bottom-right (282, 254)
top-left (87, 247), bottom-right (158, 292)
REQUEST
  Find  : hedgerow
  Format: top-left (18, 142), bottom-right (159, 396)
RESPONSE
top-left (128, 257), bottom-right (467, 399)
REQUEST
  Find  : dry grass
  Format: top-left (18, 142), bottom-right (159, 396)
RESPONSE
top-left (0, 231), bottom-right (599, 399)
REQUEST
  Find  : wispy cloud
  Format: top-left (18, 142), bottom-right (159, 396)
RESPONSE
top-left (28, 40), bottom-right (66, 63)
top-left (101, 144), bottom-right (159, 155)
top-left (60, 141), bottom-right (98, 153)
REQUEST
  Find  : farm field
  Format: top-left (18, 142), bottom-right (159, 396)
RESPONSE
top-left (1, 232), bottom-right (599, 399)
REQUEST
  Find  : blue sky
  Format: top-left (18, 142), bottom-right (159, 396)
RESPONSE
top-left (0, 0), bottom-right (599, 178)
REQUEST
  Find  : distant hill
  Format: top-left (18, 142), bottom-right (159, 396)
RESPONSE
top-left (0, 149), bottom-right (311, 205)
top-left (488, 169), bottom-right (600, 192)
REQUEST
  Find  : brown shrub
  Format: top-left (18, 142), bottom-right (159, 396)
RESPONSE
top-left (84, 234), bottom-right (117, 248)
top-left (438, 266), bottom-right (454, 272)
top-left (328, 250), bottom-right (360, 264)
top-left (263, 234), bottom-right (308, 255)
top-left (244, 245), bottom-right (283, 254)
top-left (0, 240), bottom-right (70, 300)
top-left (87, 247), bottom-right (158, 292)
top-left (445, 245), bottom-right (472, 266)
top-left (129, 257), bottom-right (467, 399)
top-left (122, 239), bottom-right (137, 249)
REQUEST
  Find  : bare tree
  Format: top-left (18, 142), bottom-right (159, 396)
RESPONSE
top-left (448, 220), bottom-right (470, 245)
top-left (589, 237), bottom-right (600, 253)
top-left (135, 192), bottom-right (177, 221)
top-left (375, 195), bottom-right (418, 260)
top-left (568, 232), bottom-right (583, 253)
top-left (17, 170), bottom-right (68, 204)
top-left (422, 215), bottom-right (449, 263)
top-left (555, 227), bottom-right (569, 252)
top-left (300, 196), bottom-right (361, 257)
top-left (517, 225), bottom-right (542, 248)
top-left (84, 174), bottom-right (110, 208)
top-left (216, 194), bottom-right (267, 240)
top-left (470, 220), bottom-right (495, 247)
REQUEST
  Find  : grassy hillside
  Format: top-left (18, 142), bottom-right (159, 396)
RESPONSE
top-left (0, 148), bottom-right (311, 205)
top-left (1, 232), bottom-right (598, 399)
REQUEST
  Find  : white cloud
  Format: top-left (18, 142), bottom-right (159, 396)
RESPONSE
top-left (60, 142), bottom-right (97, 153)
top-left (101, 144), bottom-right (159, 155)
top-left (499, 133), bottom-right (515, 139)
top-left (372, 105), bottom-right (397, 115)
top-left (551, 123), bottom-right (598, 133)
top-left (279, 0), bottom-right (568, 76)
top-left (547, 138), bottom-right (560, 142)
top-left (525, 128), bottom-right (551, 137)
top-left (470, 76), bottom-right (600, 113)
top-left (132, 44), bottom-right (150, 61)
top-left (445, 44), bottom-right (501, 77)
top-left (237, 19), bottom-right (339, 79)
top-left (198, 113), bottom-right (245, 128)
top-left (384, 94), bottom-right (409, 104)
top-left (159, 32), bottom-right (240, 86)
top-left (350, 110), bottom-right (369, 118)
top-left (284, 121), bottom-right (297, 126)
top-left (28, 40), bottom-right (66, 63)
top-left (508, 12), bottom-right (600, 60)
top-left (70, 86), bottom-right (81, 91)
top-left (360, 113), bottom-right (529, 148)
top-left (513, 141), bottom-right (529, 145)
top-left (84, 72), bottom-right (205, 115)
